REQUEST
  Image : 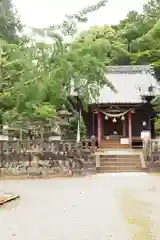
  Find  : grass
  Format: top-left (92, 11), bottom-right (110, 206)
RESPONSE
top-left (121, 190), bottom-right (154, 240)
top-left (149, 172), bottom-right (160, 176)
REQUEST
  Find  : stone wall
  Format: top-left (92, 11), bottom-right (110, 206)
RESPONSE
top-left (0, 139), bottom-right (96, 178)
top-left (0, 155), bottom-right (96, 177)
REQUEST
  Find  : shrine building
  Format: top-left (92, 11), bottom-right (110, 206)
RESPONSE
top-left (85, 65), bottom-right (159, 149)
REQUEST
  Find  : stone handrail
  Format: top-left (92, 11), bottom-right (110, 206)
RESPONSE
top-left (143, 139), bottom-right (160, 163)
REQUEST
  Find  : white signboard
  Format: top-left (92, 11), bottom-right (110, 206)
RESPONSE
top-left (49, 136), bottom-right (61, 141)
top-left (141, 131), bottom-right (151, 142)
top-left (141, 131), bottom-right (150, 138)
top-left (0, 135), bottom-right (9, 141)
top-left (120, 138), bottom-right (129, 144)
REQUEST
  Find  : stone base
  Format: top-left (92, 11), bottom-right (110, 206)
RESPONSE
top-left (96, 167), bottom-right (100, 173)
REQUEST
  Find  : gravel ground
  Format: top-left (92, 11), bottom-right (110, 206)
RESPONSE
top-left (0, 172), bottom-right (160, 240)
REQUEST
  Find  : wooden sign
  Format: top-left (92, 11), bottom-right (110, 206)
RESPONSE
top-left (120, 138), bottom-right (129, 144)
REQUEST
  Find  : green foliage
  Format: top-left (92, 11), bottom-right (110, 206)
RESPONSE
top-left (64, 114), bottom-right (86, 139)
top-left (152, 96), bottom-right (160, 132)
top-left (1, 0), bottom-right (160, 135)
top-left (75, 0), bottom-right (160, 133)
top-left (83, 0), bottom-right (159, 68)
top-left (0, 0), bottom-right (111, 132)
top-left (0, 0), bottom-right (22, 43)
top-left (155, 116), bottom-right (160, 132)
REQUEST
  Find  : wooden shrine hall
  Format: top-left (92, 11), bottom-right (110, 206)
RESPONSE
top-left (85, 65), bottom-right (159, 149)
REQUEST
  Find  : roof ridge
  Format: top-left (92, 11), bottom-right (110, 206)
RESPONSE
top-left (106, 65), bottom-right (154, 74)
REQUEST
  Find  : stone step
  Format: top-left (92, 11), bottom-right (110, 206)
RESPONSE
top-left (100, 157), bottom-right (140, 162)
top-left (100, 169), bottom-right (142, 173)
top-left (100, 159), bottom-right (141, 164)
top-left (100, 161), bottom-right (141, 166)
top-left (96, 151), bottom-right (143, 172)
top-left (99, 155), bottom-right (142, 172)
top-left (100, 155), bottom-right (140, 159)
top-left (100, 165), bottom-right (142, 171)
top-left (100, 164), bottom-right (142, 169)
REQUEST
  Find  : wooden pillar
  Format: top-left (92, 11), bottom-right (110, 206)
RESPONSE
top-left (98, 111), bottom-right (101, 146)
top-left (122, 119), bottom-right (126, 136)
top-left (128, 111), bottom-right (132, 148)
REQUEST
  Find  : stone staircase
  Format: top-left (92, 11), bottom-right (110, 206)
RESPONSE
top-left (97, 150), bottom-right (145, 173)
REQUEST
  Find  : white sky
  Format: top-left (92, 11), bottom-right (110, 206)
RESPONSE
top-left (13, 0), bottom-right (148, 29)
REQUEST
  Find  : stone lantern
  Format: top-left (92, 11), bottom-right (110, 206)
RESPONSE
top-left (57, 109), bottom-right (71, 138)
top-left (48, 109), bottom-right (71, 141)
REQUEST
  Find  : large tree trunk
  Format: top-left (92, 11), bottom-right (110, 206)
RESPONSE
top-left (67, 96), bottom-right (90, 136)
top-left (67, 96), bottom-right (88, 122)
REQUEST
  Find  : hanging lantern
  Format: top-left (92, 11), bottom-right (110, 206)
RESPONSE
top-left (121, 115), bottom-right (125, 121)
top-left (105, 115), bottom-right (108, 120)
top-left (142, 121), bottom-right (146, 126)
top-left (112, 118), bottom-right (117, 123)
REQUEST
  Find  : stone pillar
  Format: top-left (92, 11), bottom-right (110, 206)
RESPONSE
top-left (96, 154), bottom-right (100, 173)
top-left (92, 108), bottom-right (95, 135)
top-left (128, 111), bottom-right (132, 148)
top-left (97, 112), bottom-right (101, 147)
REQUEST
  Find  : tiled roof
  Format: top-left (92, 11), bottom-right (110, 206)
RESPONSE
top-left (106, 65), bottom-right (154, 74)
top-left (92, 65), bottom-right (159, 104)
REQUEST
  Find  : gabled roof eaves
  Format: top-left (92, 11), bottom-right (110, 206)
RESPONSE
top-left (91, 65), bottom-right (159, 104)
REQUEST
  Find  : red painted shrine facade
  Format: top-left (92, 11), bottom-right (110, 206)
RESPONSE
top-left (84, 66), bottom-right (158, 149)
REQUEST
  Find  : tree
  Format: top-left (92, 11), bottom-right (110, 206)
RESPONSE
top-left (0, 0), bottom-right (22, 43)
top-left (0, 1), bottom-right (114, 129)
top-left (2, 0), bottom-right (160, 136)
top-left (0, 41), bottom-right (57, 125)
top-left (72, 0), bottom-right (160, 133)
top-left (64, 115), bottom-right (86, 139)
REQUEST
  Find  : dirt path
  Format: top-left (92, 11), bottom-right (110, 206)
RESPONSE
top-left (0, 173), bottom-right (160, 239)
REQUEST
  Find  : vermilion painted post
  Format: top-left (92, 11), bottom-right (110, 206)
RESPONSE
top-left (98, 111), bottom-right (101, 147)
top-left (128, 111), bottom-right (132, 148)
